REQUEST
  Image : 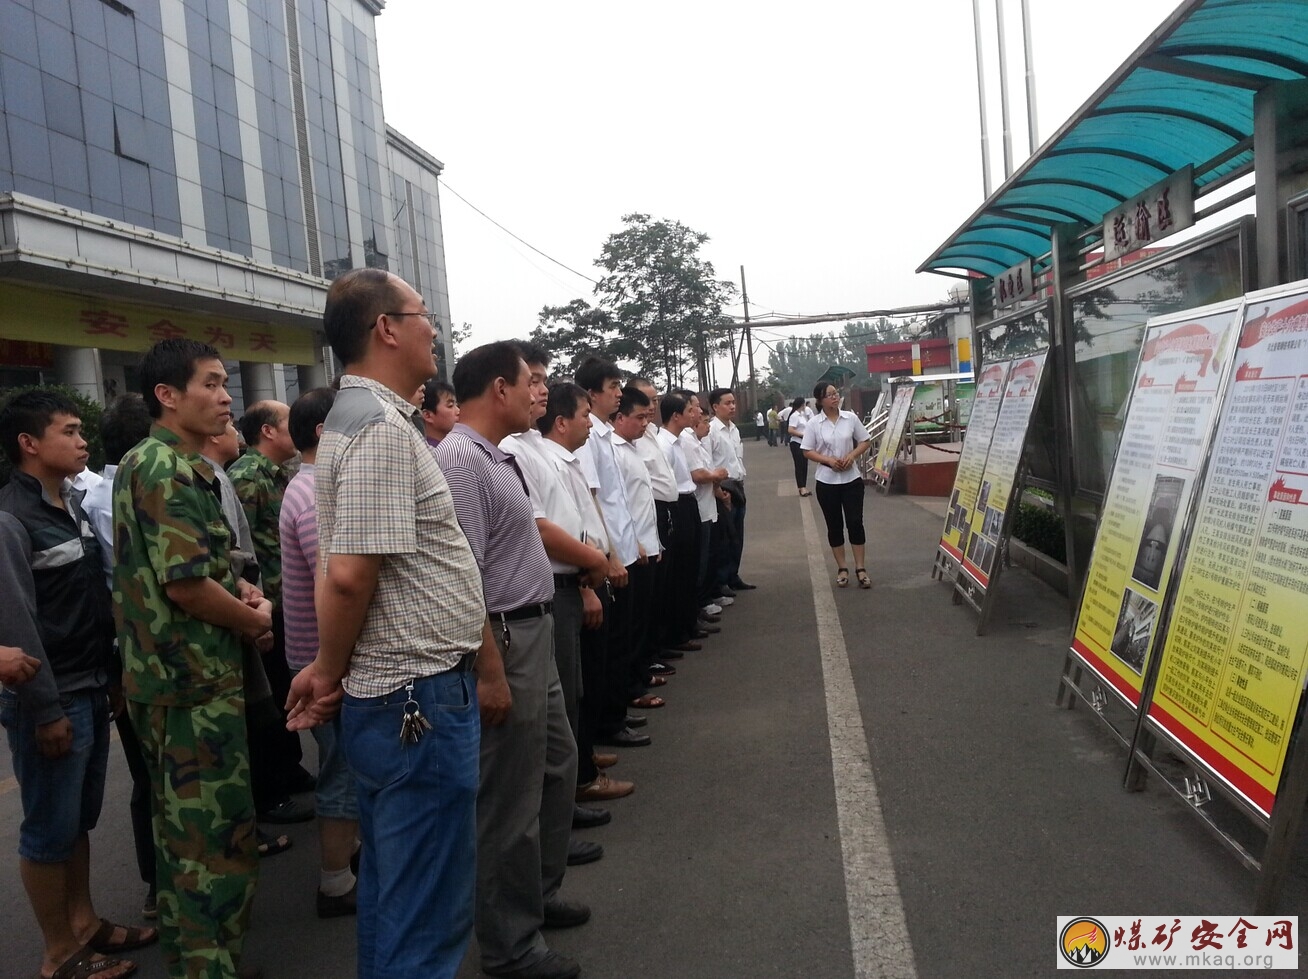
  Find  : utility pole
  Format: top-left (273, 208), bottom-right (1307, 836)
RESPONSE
top-left (1021, 0), bottom-right (1039, 153)
top-left (741, 265), bottom-right (758, 414)
top-left (971, 0), bottom-right (993, 196)
top-left (995, 0), bottom-right (1014, 179)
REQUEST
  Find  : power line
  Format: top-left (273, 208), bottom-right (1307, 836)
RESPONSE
top-left (439, 179), bottom-right (598, 286)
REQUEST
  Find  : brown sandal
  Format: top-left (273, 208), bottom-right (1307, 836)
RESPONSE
top-left (630, 694), bottom-right (666, 709)
top-left (88, 919), bottom-right (158, 955)
top-left (855, 568), bottom-right (871, 589)
top-left (835, 568), bottom-right (849, 587)
top-left (47, 945), bottom-right (137, 979)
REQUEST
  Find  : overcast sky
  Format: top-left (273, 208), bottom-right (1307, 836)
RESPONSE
top-left (375, 0), bottom-right (1184, 358)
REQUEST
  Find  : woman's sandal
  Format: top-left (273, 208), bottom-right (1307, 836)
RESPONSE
top-left (855, 568), bottom-right (871, 589)
top-left (799, 488), bottom-right (811, 497)
top-left (836, 568), bottom-right (849, 588)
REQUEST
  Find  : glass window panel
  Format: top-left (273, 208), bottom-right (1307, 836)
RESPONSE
top-left (197, 147), bottom-right (222, 190)
top-left (69, 0), bottom-right (106, 41)
top-left (212, 67), bottom-right (237, 114)
top-left (216, 110), bottom-right (239, 154)
top-left (121, 157), bottom-right (151, 213)
top-left (42, 71), bottom-right (84, 139)
top-left (138, 35), bottom-right (168, 83)
top-left (8, 116), bottom-right (52, 180)
top-left (35, 14), bottom-right (76, 78)
top-left (80, 90), bottom-right (114, 150)
top-left (976, 306), bottom-right (1049, 366)
top-left (184, 6), bottom-right (210, 62)
top-left (114, 108), bottom-right (148, 160)
top-left (219, 151), bottom-right (244, 197)
top-left (102, 4), bottom-right (136, 55)
top-left (87, 145), bottom-right (122, 205)
top-left (150, 167), bottom-right (181, 224)
top-left (13, 173), bottom-right (55, 200)
top-left (109, 54), bottom-right (143, 114)
top-left (188, 53), bottom-right (215, 102)
top-left (1069, 234), bottom-right (1245, 497)
top-left (0, 5), bottom-right (40, 66)
top-left (74, 36), bottom-right (110, 94)
top-left (202, 185), bottom-right (228, 238)
top-left (2, 56), bottom-right (46, 125)
top-left (40, 1), bottom-right (72, 31)
top-left (48, 130), bottom-right (89, 195)
top-left (192, 97), bottom-right (219, 148)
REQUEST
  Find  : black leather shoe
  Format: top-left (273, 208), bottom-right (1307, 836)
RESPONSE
top-left (730, 579), bottom-right (757, 590)
top-left (698, 611), bottom-right (722, 623)
top-left (649, 662), bottom-right (677, 676)
top-left (625, 713), bottom-right (647, 727)
top-left (699, 623), bottom-right (721, 633)
top-left (317, 883), bottom-right (357, 918)
top-left (543, 897), bottom-right (592, 928)
top-left (660, 648), bottom-right (685, 660)
top-left (668, 640), bottom-right (702, 652)
top-left (595, 726), bottom-right (651, 747)
top-left (573, 804), bottom-right (611, 829)
top-left (718, 585), bottom-right (737, 598)
top-left (287, 765), bottom-right (318, 794)
top-left (566, 839), bottom-right (604, 866)
top-left (484, 950), bottom-right (582, 978)
top-left (692, 629), bottom-right (711, 639)
top-left (259, 799), bottom-right (314, 824)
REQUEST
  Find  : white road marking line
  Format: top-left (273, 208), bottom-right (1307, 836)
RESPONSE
top-left (801, 499), bottom-right (918, 979)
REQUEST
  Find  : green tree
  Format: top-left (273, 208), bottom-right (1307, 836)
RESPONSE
top-left (528, 300), bottom-right (617, 378)
top-left (593, 213), bottom-right (736, 390)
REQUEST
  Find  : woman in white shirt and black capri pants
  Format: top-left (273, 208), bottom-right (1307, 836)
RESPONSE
top-left (801, 382), bottom-right (873, 589)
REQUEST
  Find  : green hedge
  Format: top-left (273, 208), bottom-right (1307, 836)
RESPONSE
top-left (1011, 499), bottom-right (1066, 563)
top-left (0, 385), bottom-right (105, 488)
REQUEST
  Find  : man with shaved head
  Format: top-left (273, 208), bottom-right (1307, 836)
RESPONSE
top-left (229, 398), bottom-right (315, 825)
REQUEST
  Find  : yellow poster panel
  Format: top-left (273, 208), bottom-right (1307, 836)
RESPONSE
top-left (958, 353), bottom-right (1047, 589)
top-left (0, 282), bottom-right (317, 365)
top-left (939, 361), bottom-right (1009, 561)
top-left (1149, 285), bottom-right (1308, 818)
top-left (1070, 302), bottom-right (1241, 708)
top-left (871, 386), bottom-right (914, 480)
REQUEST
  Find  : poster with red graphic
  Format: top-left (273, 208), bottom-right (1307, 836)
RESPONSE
top-left (1070, 301), bottom-right (1241, 709)
top-left (958, 353), bottom-right (1047, 590)
top-left (938, 361), bottom-right (1010, 564)
top-left (1147, 282), bottom-right (1308, 818)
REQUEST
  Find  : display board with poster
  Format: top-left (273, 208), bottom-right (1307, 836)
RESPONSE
top-left (1065, 301), bottom-right (1242, 721)
top-left (954, 381), bottom-right (976, 427)
top-left (954, 354), bottom-right (1048, 629)
top-left (1141, 283), bottom-right (1308, 821)
top-left (869, 385), bottom-right (915, 488)
top-left (934, 362), bottom-right (1010, 578)
top-left (909, 382), bottom-right (946, 432)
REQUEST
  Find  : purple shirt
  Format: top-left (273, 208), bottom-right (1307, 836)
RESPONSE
top-left (279, 463), bottom-right (319, 670)
top-left (434, 424), bottom-right (553, 613)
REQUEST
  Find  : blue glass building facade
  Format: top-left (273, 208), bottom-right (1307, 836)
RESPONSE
top-left (0, 0), bottom-right (454, 401)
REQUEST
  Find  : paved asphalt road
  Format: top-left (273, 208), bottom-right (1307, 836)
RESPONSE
top-left (3, 438), bottom-right (1305, 978)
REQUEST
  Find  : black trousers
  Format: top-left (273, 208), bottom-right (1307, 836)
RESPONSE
top-left (815, 478), bottom-right (867, 548)
top-left (790, 440), bottom-right (809, 490)
top-left (115, 708), bottom-right (155, 892)
top-left (578, 585), bottom-right (611, 783)
top-left (600, 561), bottom-right (641, 735)
top-left (670, 494), bottom-right (702, 643)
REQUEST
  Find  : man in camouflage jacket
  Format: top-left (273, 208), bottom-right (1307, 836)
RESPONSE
top-left (113, 339), bottom-right (274, 979)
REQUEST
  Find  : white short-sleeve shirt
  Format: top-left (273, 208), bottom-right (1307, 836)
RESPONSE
top-left (801, 410), bottom-right (871, 485)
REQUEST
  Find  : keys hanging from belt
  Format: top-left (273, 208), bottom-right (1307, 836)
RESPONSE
top-left (399, 680), bottom-right (432, 745)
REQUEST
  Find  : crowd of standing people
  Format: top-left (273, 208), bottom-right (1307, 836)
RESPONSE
top-left (0, 268), bottom-right (768, 979)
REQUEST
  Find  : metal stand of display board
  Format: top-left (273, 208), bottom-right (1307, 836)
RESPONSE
top-left (952, 463), bottom-right (1028, 636)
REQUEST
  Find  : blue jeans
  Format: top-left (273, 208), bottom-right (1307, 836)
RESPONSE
top-left (1, 687), bottom-right (110, 863)
top-left (342, 668), bottom-right (479, 979)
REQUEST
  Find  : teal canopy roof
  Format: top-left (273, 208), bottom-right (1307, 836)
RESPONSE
top-left (918, 0), bottom-right (1308, 278)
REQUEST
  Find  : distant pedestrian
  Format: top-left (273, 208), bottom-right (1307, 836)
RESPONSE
top-left (803, 383), bottom-right (873, 589)
top-left (785, 397), bottom-right (811, 496)
top-left (766, 405), bottom-right (779, 447)
top-left (754, 409), bottom-right (764, 440)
